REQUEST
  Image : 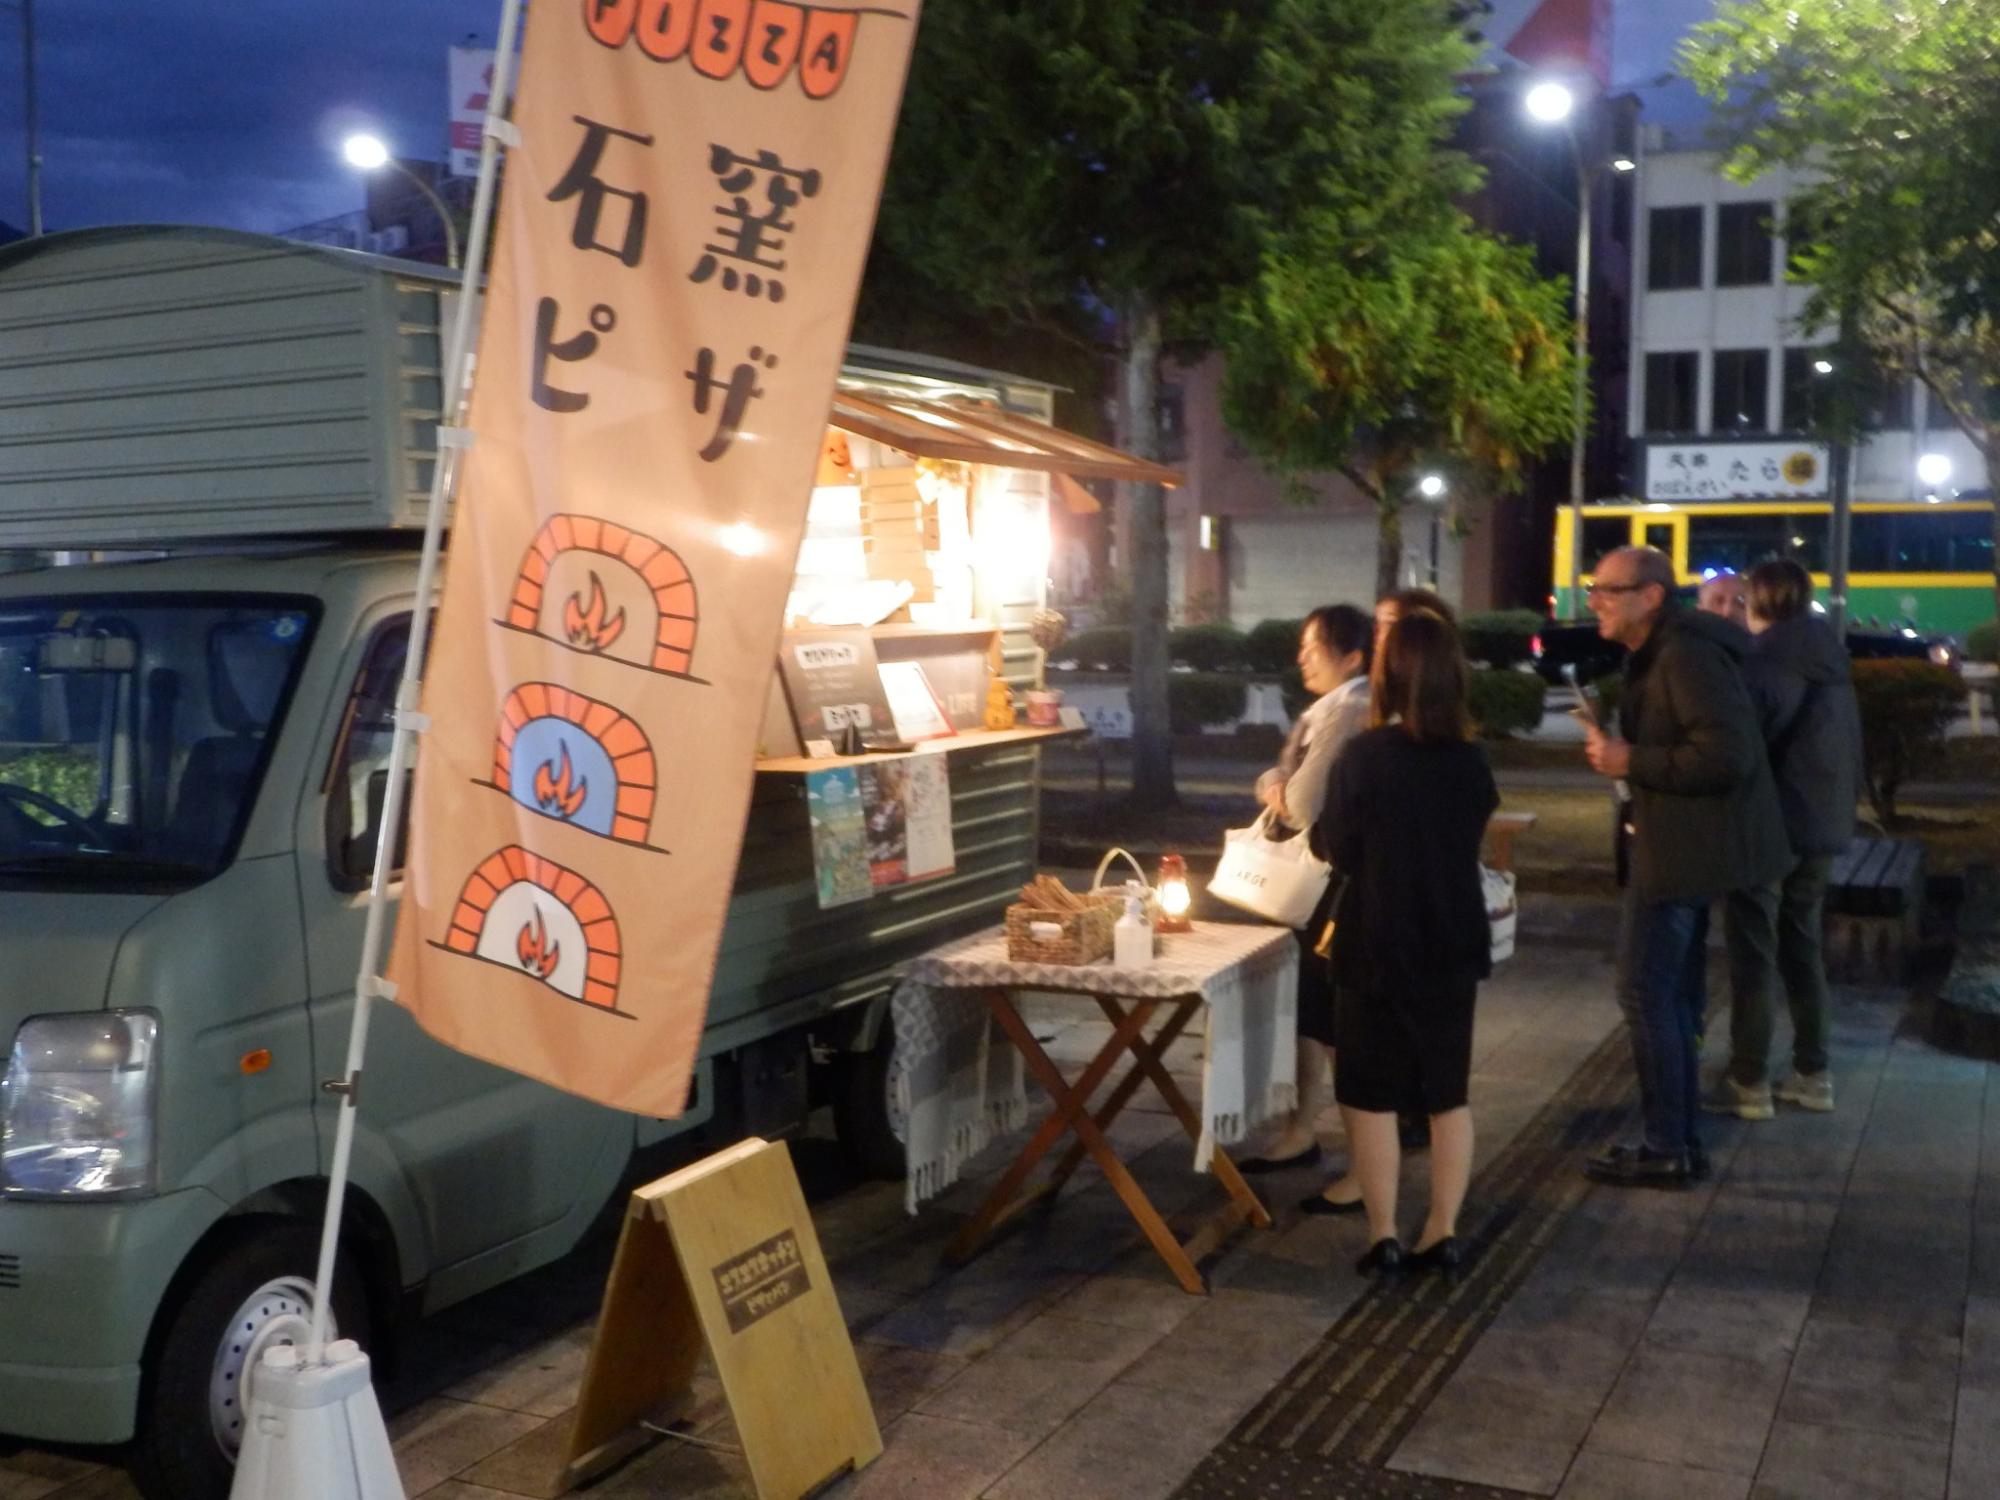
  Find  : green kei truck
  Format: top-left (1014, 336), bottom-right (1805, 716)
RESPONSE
top-left (0, 227), bottom-right (1071, 1495)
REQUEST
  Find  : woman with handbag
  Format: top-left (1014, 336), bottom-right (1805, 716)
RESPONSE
top-left (1317, 610), bottom-right (1498, 1277)
top-left (1235, 603), bottom-right (1373, 1179)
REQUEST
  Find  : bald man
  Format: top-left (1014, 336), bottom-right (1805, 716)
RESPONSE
top-left (1698, 571), bottom-right (1747, 626)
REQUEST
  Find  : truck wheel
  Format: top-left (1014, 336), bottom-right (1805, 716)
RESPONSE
top-left (129, 1223), bottom-right (371, 1500)
top-left (833, 1024), bottom-right (906, 1181)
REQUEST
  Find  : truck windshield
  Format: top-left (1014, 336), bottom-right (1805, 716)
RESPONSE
top-left (0, 596), bottom-right (315, 882)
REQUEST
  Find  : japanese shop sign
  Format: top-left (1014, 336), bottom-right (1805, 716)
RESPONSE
top-left (1643, 441), bottom-right (1831, 501)
top-left (446, 45), bottom-right (497, 178)
top-left (390, 0), bottom-right (922, 1115)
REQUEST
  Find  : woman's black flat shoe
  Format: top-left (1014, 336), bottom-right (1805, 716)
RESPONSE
top-left (1408, 1237), bottom-right (1465, 1277)
top-left (1298, 1188), bottom-right (1365, 1216)
top-left (1355, 1237), bottom-right (1405, 1275)
top-left (1238, 1142), bottom-right (1323, 1176)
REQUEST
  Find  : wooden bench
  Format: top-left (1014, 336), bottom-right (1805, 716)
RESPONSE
top-left (1824, 836), bottom-right (1925, 982)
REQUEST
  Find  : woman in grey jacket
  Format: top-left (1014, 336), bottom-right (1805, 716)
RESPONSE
top-left (1712, 559), bottom-right (1864, 1118)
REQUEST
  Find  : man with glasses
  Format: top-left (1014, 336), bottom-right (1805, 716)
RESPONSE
top-left (1577, 548), bottom-right (1791, 1188)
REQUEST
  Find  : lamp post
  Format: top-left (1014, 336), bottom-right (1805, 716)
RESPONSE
top-left (1525, 80), bottom-right (1630, 617)
top-left (1417, 472), bottom-right (1447, 589)
top-left (3, 0), bottom-right (41, 235)
top-left (342, 133), bottom-right (459, 269)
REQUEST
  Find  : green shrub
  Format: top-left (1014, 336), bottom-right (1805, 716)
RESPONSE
top-left (1246, 618), bottom-right (1304, 674)
top-left (1461, 610), bottom-right (1544, 670)
top-left (1169, 622), bottom-right (1250, 671)
top-left (1585, 671), bottom-right (1624, 723)
top-left (1062, 626), bottom-right (1131, 671)
top-left (1167, 673), bottom-right (1248, 732)
top-left (1466, 669), bottom-right (1548, 739)
top-left (1968, 617), bottom-right (1999, 664)
top-left (1851, 659), bottom-right (1966, 824)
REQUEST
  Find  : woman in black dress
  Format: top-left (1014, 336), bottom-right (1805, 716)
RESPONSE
top-left (1317, 610), bottom-right (1498, 1276)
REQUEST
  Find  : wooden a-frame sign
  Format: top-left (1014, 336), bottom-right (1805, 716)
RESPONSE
top-left (562, 1137), bottom-right (882, 1496)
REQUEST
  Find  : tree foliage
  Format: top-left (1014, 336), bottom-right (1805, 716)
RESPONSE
top-left (867, 0), bottom-right (1496, 805)
top-left (1218, 211), bottom-right (1577, 595)
top-left (1684, 0), bottom-right (2000, 612)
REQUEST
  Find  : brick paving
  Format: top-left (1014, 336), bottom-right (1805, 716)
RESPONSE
top-left (8, 895), bottom-right (2000, 1499)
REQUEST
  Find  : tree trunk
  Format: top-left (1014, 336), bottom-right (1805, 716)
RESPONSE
top-left (1374, 502), bottom-right (1404, 601)
top-left (1118, 299), bottom-right (1177, 808)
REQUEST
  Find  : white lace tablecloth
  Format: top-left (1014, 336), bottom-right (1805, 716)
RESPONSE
top-left (890, 921), bottom-right (1298, 1213)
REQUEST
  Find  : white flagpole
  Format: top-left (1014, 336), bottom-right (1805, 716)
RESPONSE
top-left (303, 0), bottom-right (528, 1366)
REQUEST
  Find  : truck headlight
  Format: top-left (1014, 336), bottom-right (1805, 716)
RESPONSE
top-left (0, 1012), bottom-right (160, 1198)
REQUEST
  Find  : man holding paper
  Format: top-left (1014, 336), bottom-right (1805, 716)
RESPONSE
top-left (1575, 547), bottom-right (1790, 1189)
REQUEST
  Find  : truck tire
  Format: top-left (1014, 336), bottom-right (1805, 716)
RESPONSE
top-left (129, 1222), bottom-right (371, 1500)
top-left (832, 1024), bottom-right (906, 1181)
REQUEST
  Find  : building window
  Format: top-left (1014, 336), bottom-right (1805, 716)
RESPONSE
top-left (1644, 351), bottom-right (1700, 433)
top-left (1715, 201), bottom-right (1775, 287)
top-left (1782, 347), bottom-right (1830, 431)
top-left (1712, 349), bottom-right (1771, 433)
top-left (1647, 206), bottom-right (1704, 291)
top-left (1781, 348), bottom-right (1912, 432)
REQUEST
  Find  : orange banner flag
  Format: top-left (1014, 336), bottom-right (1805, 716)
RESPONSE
top-left (388, 0), bottom-right (923, 1115)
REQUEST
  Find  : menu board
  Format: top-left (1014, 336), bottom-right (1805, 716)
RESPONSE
top-left (777, 628), bottom-right (898, 747)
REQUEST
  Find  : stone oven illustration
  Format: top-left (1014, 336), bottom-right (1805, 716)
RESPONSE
top-left (491, 682), bottom-right (658, 844)
top-left (504, 513), bottom-right (700, 678)
top-left (441, 844), bottom-right (626, 1012)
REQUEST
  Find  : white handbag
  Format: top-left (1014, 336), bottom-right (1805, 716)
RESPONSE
top-left (1207, 811), bottom-right (1333, 929)
top-left (1483, 864), bottom-right (1518, 964)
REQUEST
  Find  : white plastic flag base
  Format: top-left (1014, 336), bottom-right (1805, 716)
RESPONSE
top-left (227, 1340), bottom-right (406, 1500)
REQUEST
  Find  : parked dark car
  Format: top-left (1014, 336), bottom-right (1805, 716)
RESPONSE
top-left (1531, 589), bottom-right (1956, 687)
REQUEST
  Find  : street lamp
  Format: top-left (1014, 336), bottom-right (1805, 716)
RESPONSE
top-left (1525, 76), bottom-right (1598, 618)
top-left (341, 133), bottom-right (460, 269)
top-left (1417, 473), bottom-right (1448, 587)
top-left (1917, 452), bottom-right (1954, 493)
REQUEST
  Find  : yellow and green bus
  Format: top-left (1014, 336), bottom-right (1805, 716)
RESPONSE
top-left (1553, 499), bottom-right (1996, 632)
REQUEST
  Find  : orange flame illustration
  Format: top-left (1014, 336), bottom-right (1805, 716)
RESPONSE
top-left (533, 742), bottom-right (588, 820)
top-left (563, 572), bottom-right (626, 651)
top-left (516, 909), bottom-right (560, 979)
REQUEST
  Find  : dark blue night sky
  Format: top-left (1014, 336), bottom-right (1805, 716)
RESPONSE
top-left (0, 0), bottom-right (1711, 240)
top-left (0, 0), bottom-right (496, 236)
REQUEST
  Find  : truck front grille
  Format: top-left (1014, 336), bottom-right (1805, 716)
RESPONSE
top-left (0, 1253), bottom-right (18, 1289)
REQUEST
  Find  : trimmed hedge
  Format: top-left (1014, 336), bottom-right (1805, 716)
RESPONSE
top-left (1467, 669), bottom-right (1548, 739)
top-left (1168, 673), bottom-right (1249, 732)
top-left (1246, 618), bottom-right (1305, 674)
top-left (1968, 617), bottom-right (1999, 665)
top-left (1852, 659), bottom-right (1966, 824)
top-left (1169, 622), bottom-right (1250, 671)
top-left (1062, 626), bottom-right (1131, 671)
top-left (1461, 610), bottom-right (1544, 670)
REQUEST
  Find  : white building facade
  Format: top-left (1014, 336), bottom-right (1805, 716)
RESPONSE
top-left (1629, 144), bottom-right (1989, 506)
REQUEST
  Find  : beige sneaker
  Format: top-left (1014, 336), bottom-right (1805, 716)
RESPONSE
top-left (1775, 1070), bottom-right (1834, 1112)
top-left (1700, 1075), bottom-right (1776, 1121)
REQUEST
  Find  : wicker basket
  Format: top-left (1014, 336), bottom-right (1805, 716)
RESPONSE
top-left (1004, 892), bottom-right (1120, 965)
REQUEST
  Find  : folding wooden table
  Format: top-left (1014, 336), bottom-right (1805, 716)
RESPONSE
top-left (896, 922), bottom-right (1298, 1295)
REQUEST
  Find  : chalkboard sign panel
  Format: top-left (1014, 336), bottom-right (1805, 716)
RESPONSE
top-left (776, 628), bottom-right (899, 748)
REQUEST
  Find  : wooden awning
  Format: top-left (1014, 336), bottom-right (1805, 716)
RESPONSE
top-left (829, 388), bottom-right (1182, 488)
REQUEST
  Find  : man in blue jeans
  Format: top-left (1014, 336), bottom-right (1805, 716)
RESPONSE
top-left (1578, 547), bottom-right (1791, 1188)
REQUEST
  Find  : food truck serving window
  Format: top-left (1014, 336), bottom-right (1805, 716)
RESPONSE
top-left (0, 595), bottom-right (317, 884)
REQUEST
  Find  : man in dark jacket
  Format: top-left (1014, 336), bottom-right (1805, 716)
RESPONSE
top-left (1579, 547), bottom-right (1793, 1187)
top-left (1707, 559), bottom-right (1863, 1119)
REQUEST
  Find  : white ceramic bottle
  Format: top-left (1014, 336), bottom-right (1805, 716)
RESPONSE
top-left (1114, 885), bottom-right (1153, 968)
